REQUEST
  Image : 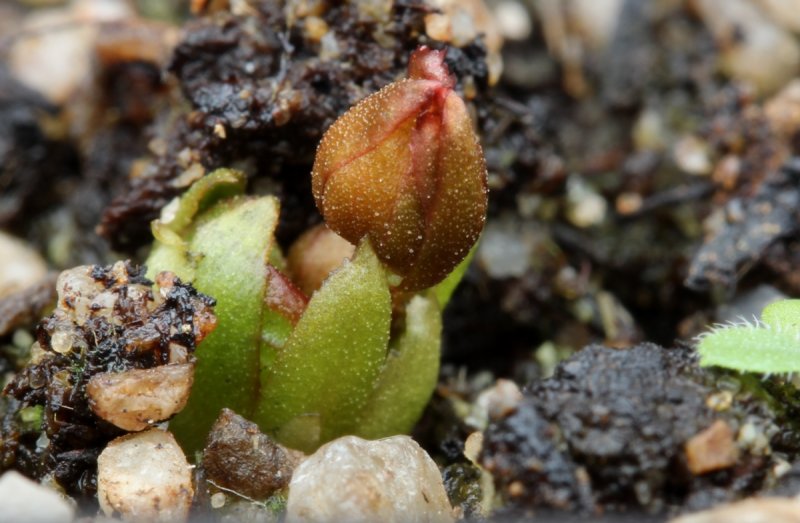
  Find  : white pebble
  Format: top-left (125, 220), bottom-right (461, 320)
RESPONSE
top-left (673, 136), bottom-right (712, 176)
top-left (97, 429), bottom-right (193, 523)
top-left (566, 176), bottom-right (607, 228)
top-left (0, 471), bottom-right (74, 523)
top-left (467, 378), bottom-right (523, 430)
top-left (493, 1), bottom-right (531, 41)
top-left (477, 217), bottom-right (537, 278)
top-left (286, 435), bottom-right (454, 523)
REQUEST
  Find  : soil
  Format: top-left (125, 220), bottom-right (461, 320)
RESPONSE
top-left (3, 0), bottom-right (800, 521)
top-left (3, 262), bottom-right (214, 504)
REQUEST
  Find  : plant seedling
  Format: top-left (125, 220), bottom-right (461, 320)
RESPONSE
top-left (146, 46), bottom-right (488, 453)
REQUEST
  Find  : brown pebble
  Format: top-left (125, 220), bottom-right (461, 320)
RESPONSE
top-left (615, 192), bottom-right (643, 215)
top-left (203, 409), bottom-right (304, 499)
top-left (508, 481), bottom-right (526, 498)
top-left (685, 419), bottom-right (739, 475)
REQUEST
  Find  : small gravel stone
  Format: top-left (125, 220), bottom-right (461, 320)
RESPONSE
top-left (492, 0), bottom-right (531, 41)
top-left (673, 136), bottom-right (712, 175)
top-left (0, 470), bottom-right (75, 523)
top-left (97, 429), bottom-right (193, 523)
top-left (685, 420), bottom-right (739, 475)
top-left (565, 176), bottom-right (607, 228)
top-left (423, 0), bottom-right (504, 85)
top-left (87, 363), bottom-right (195, 431)
top-left (568, 0), bottom-right (624, 49)
top-left (477, 217), bottom-right (539, 278)
top-left (466, 378), bottom-right (523, 430)
top-left (286, 435), bottom-right (454, 523)
top-left (203, 409), bottom-right (304, 499)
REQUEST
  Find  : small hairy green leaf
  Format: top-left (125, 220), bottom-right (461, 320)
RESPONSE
top-left (253, 240), bottom-right (391, 452)
top-left (357, 293), bottom-right (442, 438)
top-left (761, 299), bottom-right (800, 333)
top-left (697, 323), bottom-right (800, 373)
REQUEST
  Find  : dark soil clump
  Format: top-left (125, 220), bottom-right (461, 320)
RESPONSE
top-left (2, 262), bottom-right (215, 502)
top-left (482, 343), bottom-right (779, 517)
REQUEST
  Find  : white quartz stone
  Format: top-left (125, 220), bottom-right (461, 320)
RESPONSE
top-left (97, 429), bottom-right (193, 523)
top-left (286, 435), bottom-right (454, 523)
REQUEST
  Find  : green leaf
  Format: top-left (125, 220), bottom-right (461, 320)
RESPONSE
top-left (160, 168), bottom-right (247, 234)
top-left (697, 299), bottom-right (800, 374)
top-left (762, 299), bottom-right (800, 333)
top-left (254, 240), bottom-right (391, 452)
top-left (145, 235), bottom-right (195, 283)
top-left (432, 241), bottom-right (477, 308)
top-left (146, 169), bottom-right (247, 282)
top-left (163, 195), bottom-right (281, 454)
top-left (697, 323), bottom-right (800, 373)
top-left (356, 293), bottom-right (442, 439)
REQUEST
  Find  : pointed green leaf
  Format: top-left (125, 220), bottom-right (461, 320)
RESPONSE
top-left (357, 293), bottom-right (442, 439)
top-left (167, 195), bottom-right (281, 454)
top-left (432, 242), bottom-right (477, 308)
top-left (254, 240), bottom-right (391, 452)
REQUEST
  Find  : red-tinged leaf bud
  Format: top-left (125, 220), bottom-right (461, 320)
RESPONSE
top-left (264, 265), bottom-right (308, 325)
top-left (311, 46), bottom-right (488, 290)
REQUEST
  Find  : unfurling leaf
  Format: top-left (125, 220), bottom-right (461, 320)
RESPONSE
top-left (147, 169), bottom-right (289, 454)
